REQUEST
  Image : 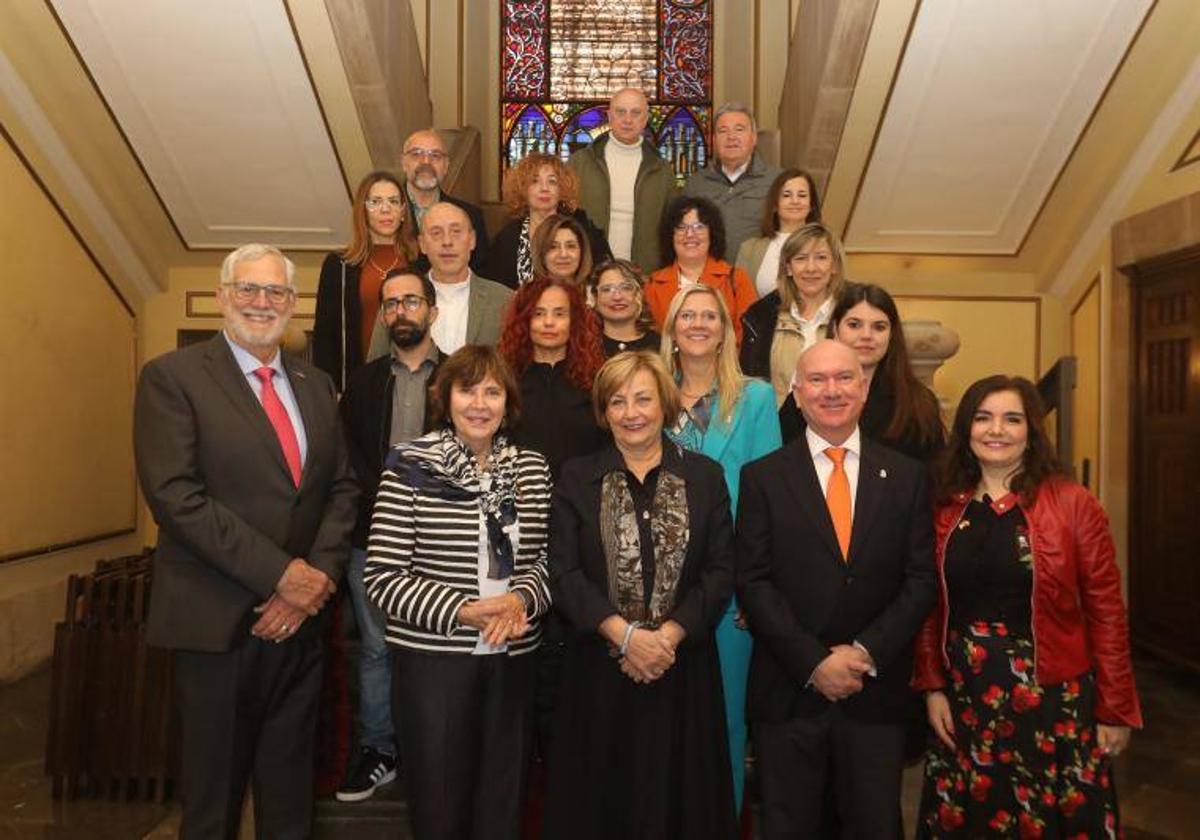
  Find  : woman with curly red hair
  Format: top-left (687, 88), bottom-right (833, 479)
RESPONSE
top-left (486, 153), bottom-right (611, 289)
top-left (499, 275), bottom-right (608, 480)
top-left (499, 276), bottom-right (609, 797)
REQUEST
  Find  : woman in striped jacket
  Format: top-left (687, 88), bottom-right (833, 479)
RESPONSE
top-left (365, 345), bottom-right (552, 840)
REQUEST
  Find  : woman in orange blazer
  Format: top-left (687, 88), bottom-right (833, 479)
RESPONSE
top-left (645, 196), bottom-right (757, 347)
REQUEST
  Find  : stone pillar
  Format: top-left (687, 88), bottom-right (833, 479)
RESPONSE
top-left (904, 319), bottom-right (959, 408)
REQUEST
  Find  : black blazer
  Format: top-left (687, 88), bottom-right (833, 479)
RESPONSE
top-left (550, 441), bottom-right (734, 643)
top-left (134, 335), bottom-right (359, 652)
top-left (485, 208), bottom-right (613, 289)
top-left (739, 290), bottom-right (781, 379)
top-left (736, 436), bottom-right (936, 723)
top-left (339, 351), bottom-right (444, 547)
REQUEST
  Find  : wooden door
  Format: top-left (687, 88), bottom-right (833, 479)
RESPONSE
top-left (1130, 257), bottom-right (1200, 671)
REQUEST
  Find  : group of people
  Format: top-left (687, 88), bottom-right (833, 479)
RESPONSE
top-left (133, 89), bottom-right (1142, 840)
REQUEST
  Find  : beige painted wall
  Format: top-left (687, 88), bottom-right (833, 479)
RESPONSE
top-left (0, 139), bottom-right (137, 559)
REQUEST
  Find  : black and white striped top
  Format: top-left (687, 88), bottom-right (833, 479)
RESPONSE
top-left (364, 442), bottom-right (552, 655)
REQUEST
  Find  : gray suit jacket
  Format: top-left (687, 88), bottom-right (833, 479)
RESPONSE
top-left (134, 335), bottom-right (358, 652)
top-left (367, 272), bottom-right (513, 360)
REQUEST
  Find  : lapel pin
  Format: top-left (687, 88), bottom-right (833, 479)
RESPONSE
top-left (879, 468), bottom-right (887, 478)
top-left (958, 519), bottom-right (971, 530)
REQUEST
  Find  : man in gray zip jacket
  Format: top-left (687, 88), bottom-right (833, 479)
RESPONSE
top-left (683, 102), bottom-right (781, 263)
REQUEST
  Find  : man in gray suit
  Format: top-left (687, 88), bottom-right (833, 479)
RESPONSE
top-left (135, 243), bottom-right (358, 839)
top-left (369, 202), bottom-right (512, 359)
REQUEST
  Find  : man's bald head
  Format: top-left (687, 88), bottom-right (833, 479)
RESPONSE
top-left (420, 202), bottom-right (476, 282)
top-left (793, 340), bottom-right (867, 444)
top-left (608, 87), bottom-right (650, 145)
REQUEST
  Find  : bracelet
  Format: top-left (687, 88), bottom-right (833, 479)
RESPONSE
top-left (618, 621), bottom-right (640, 656)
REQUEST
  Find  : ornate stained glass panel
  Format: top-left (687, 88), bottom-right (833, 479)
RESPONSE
top-left (501, 0), bottom-right (713, 187)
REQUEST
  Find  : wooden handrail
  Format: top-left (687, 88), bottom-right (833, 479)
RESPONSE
top-left (1037, 356), bottom-right (1078, 481)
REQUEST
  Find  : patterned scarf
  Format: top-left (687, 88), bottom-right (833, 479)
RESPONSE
top-left (598, 467), bottom-right (690, 625)
top-left (388, 427), bottom-right (520, 579)
top-left (516, 215), bottom-right (534, 286)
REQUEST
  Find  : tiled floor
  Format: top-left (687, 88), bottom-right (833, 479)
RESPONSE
top-left (1, 655), bottom-right (1196, 838)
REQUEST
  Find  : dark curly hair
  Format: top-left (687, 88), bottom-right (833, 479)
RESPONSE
top-left (935, 375), bottom-right (1066, 505)
top-left (498, 276), bottom-right (605, 392)
top-left (658, 195), bottom-right (726, 266)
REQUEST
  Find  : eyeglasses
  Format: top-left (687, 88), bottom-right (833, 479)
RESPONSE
top-left (674, 222), bottom-right (708, 235)
top-left (381, 294), bottom-right (429, 314)
top-left (596, 281), bottom-right (638, 297)
top-left (404, 148), bottom-right (448, 163)
top-left (365, 196), bottom-right (403, 212)
top-left (222, 281), bottom-right (295, 306)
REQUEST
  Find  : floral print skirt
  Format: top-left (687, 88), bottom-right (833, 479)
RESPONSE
top-left (917, 621), bottom-right (1121, 839)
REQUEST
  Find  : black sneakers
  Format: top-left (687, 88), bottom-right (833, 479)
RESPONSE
top-left (335, 747), bottom-right (398, 802)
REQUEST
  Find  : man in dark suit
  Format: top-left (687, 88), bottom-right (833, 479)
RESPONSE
top-left (135, 243), bottom-right (358, 839)
top-left (401, 128), bottom-right (489, 274)
top-left (737, 339), bottom-right (936, 838)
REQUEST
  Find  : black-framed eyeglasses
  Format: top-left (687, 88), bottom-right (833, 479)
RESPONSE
top-left (222, 281), bottom-right (295, 306)
top-left (382, 294), bottom-right (429, 314)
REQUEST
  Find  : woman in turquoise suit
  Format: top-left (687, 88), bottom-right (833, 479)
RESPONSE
top-left (660, 284), bottom-right (782, 816)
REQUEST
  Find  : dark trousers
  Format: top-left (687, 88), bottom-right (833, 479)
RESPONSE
top-left (392, 649), bottom-right (534, 840)
top-left (174, 632), bottom-right (324, 840)
top-left (755, 706), bottom-right (906, 839)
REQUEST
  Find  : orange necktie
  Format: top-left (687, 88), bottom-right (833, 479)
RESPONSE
top-left (825, 446), bottom-right (851, 561)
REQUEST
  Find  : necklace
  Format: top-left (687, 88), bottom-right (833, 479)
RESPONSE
top-left (368, 246), bottom-right (400, 275)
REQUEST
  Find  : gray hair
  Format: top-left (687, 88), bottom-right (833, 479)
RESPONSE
top-left (714, 101), bottom-right (757, 134)
top-left (219, 243), bottom-right (296, 287)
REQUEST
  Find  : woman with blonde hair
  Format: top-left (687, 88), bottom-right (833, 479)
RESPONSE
top-left (587, 258), bottom-right (661, 356)
top-left (739, 222), bottom-right (845, 404)
top-left (661, 285), bottom-right (781, 816)
top-left (486, 153), bottom-right (610, 289)
top-left (545, 351), bottom-right (739, 839)
top-left (313, 170), bottom-right (419, 390)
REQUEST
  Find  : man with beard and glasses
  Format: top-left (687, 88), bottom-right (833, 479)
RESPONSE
top-left (336, 268), bottom-right (442, 802)
top-left (402, 128), bottom-right (490, 274)
top-left (134, 244), bottom-right (357, 838)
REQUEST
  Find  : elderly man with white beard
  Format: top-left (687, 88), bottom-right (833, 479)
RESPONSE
top-left (134, 243), bottom-right (358, 839)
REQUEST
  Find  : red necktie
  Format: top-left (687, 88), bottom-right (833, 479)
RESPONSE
top-left (254, 366), bottom-right (302, 487)
top-left (825, 446), bottom-right (851, 561)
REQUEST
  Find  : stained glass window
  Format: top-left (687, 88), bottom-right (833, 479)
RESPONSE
top-left (501, 0), bottom-right (713, 187)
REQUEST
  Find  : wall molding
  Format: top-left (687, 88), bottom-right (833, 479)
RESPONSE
top-left (0, 48), bottom-right (157, 301)
top-left (186, 290), bottom-right (316, 319)
top-left (0, 528), bottom-right (137, 566)
top-left (1051, 52), bottom-right (1200, 296)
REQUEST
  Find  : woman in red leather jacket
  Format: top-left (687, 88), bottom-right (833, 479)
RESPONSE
top-left (912, 375), bottom-right (1141, 838)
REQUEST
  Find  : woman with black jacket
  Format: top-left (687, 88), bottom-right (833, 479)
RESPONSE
top-left (486, 153), bottom-right (610, 289)
top-left (779, 283), bottom-right (944, 464)
top-left (313, 171), bottom-right (418, 391)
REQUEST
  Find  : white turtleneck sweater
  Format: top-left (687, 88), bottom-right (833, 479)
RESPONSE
top-left (603, 135), bottom-right (643, 261)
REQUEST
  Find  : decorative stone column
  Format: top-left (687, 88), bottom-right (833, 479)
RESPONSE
top-left (904, 319), bottom-right (960, 408)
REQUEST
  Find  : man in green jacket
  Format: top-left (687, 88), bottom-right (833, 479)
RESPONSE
top-left (570, 87), bottom-right (677, 273)
top-left (683, 102), bottom-right (781, 263)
